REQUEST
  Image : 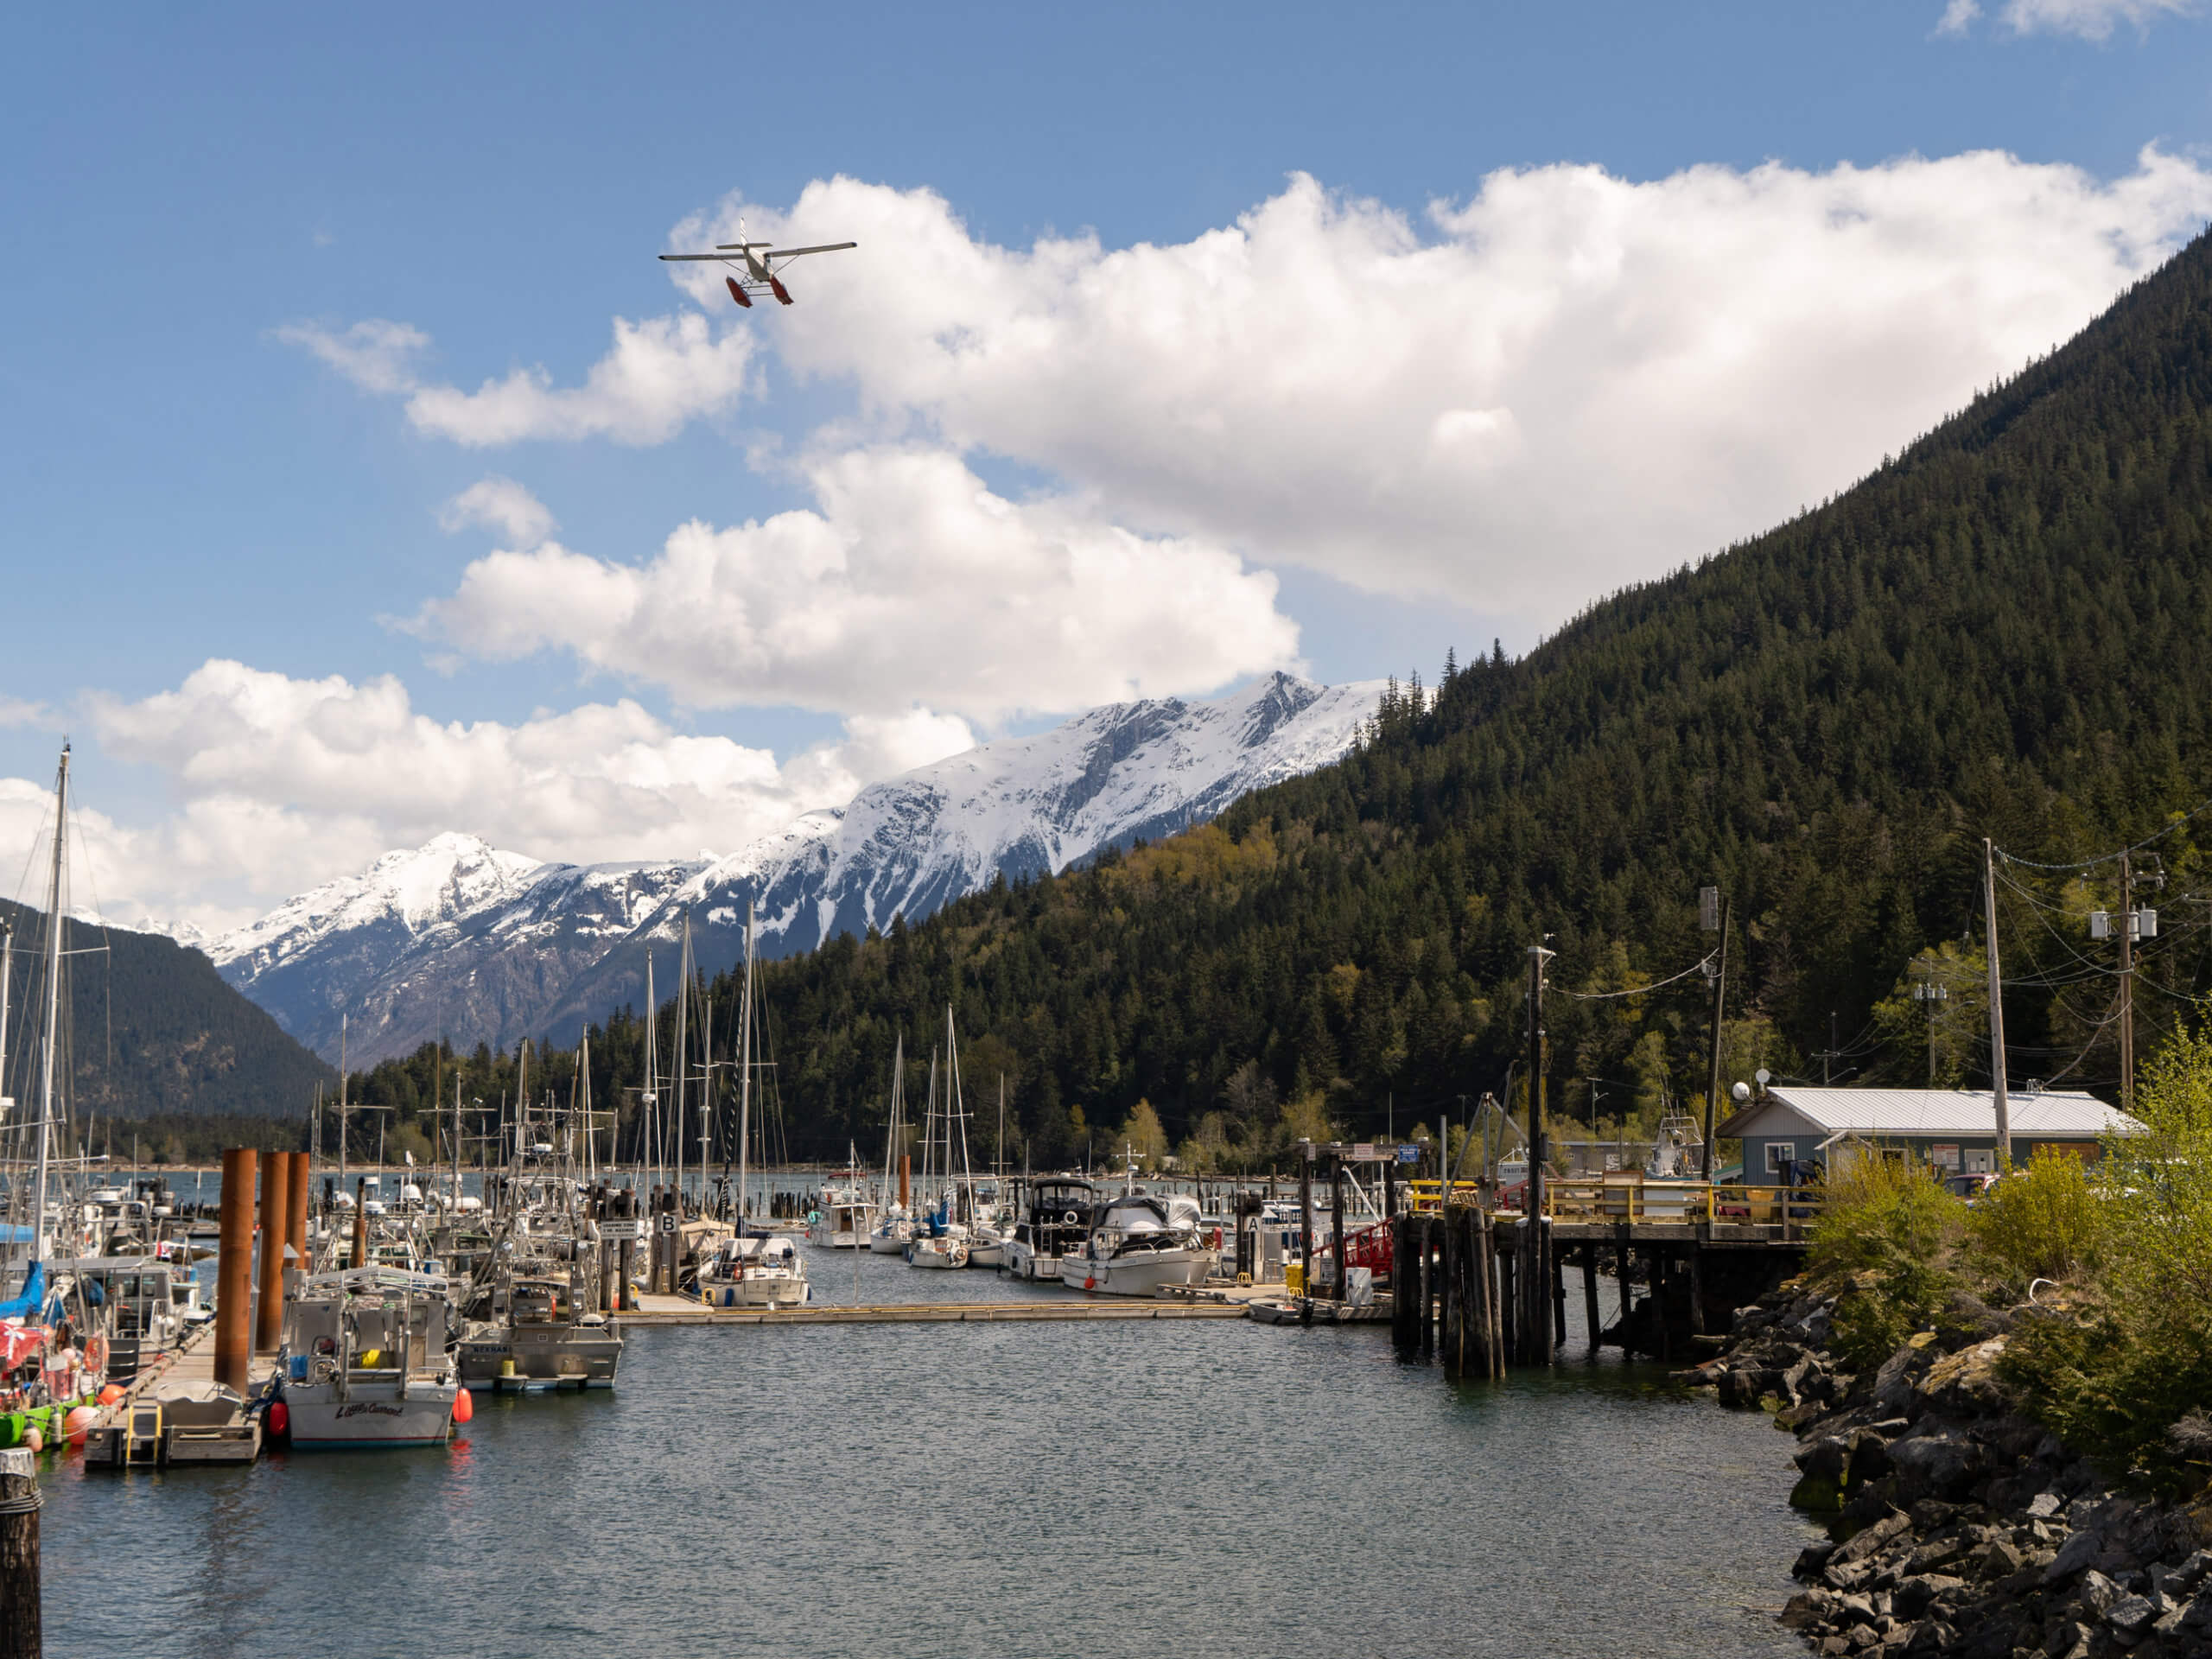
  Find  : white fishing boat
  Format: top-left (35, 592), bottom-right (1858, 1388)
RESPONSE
top-left (696, 1231), bottom-right (810, 1307)
top-left (809, 1151), bottom-right (876, 1249)
top-left (1060, 1191), bottom-right (1217, 1296)
top-left (279, 1266), bottom-right (461, 1448)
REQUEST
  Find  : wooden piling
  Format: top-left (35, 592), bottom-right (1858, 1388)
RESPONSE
top-left (1417, 1217), bottom-right (1435, 1358)
top-left (1480, 1211), bottom-right (1502, 1378)
top-left (213, 1147), bottom-right (256, 1392)
top-left (1580, 1242), bottom-right (1601, 1357)
top-left (283, 1150), bottom-right (309, 1287)
top-left (1551, 1226), bottom-right (1568, 1352)
top-left (254, 1152), bottom-right (291, 1351)
top-left (0, 1446), bottom-right (37, 1659)
top-left (1688, 1239), bottom-right (1708, 1338)
top-left (1497, 1230), bottom-right (1517, 1368)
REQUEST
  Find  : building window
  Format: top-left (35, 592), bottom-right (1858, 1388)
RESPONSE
top-left (1764, 1141), bottom-right (1796, 1172)
top-left (1930, 1144), bottom-right (1961, 1172)
top-left (1963, 1148), bottom-right (1993, 1174)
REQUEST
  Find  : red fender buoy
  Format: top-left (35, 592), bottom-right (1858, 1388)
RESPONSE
top-left (268, 1399), bottom-right (289, 1438)
top-left (452, 1387), bottom-right (474, 1426)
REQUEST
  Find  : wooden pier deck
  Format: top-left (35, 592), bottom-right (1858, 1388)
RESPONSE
top-left (620, 1293), bottom-right (1252, 1325)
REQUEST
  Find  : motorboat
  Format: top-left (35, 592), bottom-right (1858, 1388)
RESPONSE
top-left (458, 1273), bottom-right (622, 1391)
top-left (696, 1231), bottom-right (810, 1308)
top-left (1003, 1179), bottom-right (1095, 1282)
top-left (867, 1207), bottom-right (912, 1255)
top-left (63, 1255), bottom-right (204, 1384)
top-left (1060, 1192), bottom-right (1217, 1296)
top-left (278, 1266), bottom-right (462, 1448)
top-left (809, 1158), bottom-right (876, 1249)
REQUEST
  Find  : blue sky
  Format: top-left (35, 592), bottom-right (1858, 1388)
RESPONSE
top-left (3, 1), bottom-right (2208, 927)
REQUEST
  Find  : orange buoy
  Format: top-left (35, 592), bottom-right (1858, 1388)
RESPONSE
top-left (22, 1427), bottom-right (41, 1453)
top-left (65, 1406), bottom-right (98, 1448)
top-left (1084, 1277), bottom-right (1096, 1290)
top-left (452, 1387), bottom-right (474, 1426)
top-left (97, 1382), bottom-right (125, 1407)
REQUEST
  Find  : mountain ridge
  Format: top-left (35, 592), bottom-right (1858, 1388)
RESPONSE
top-left (199, 671), bottom-right (1384, 1065)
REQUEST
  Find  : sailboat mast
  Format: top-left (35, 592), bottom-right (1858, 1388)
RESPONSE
top-left (736, 902), bottom-right (754, 1227)
top-left (673, 917), bottom-right (692, 1208)
top-left (948, 1006), bottom-right (974, 1222)
top-left (642, 950), bottom-right (659, 1191)
top-left (881, 1033), bottom-right (903, 1198)
top-left (32, 747), bottom-right (69, 1263)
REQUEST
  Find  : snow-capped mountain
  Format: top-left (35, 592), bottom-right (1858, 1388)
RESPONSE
top-left (202, 672), bottom-right (1382, 1065)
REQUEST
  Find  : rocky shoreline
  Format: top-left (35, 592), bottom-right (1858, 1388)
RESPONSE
top-left (1690, 1285), bottom-right (2211, 1658)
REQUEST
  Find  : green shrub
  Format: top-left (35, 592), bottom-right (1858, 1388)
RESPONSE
top-left (1966, 1147), bottom-right (2102, 1289)
top-left (1808, 1151), bottom-right (1966, 1370)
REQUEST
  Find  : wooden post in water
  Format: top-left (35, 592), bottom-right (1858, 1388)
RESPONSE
top-left (1439, 1206), bottom-right (1459, 1374)
top-left (1497, 1227), bottom-right (1516, 1369)
top-left (213, 1147), bottom-right (257, 1392)
top-left (1581, 1242), bottom-right (1601, 1358)
top-left (284, 1151), bottom-right (309, 1287)
top-left (254, 1152), bottom-right (292, 1351)
top-left (1480, 1211), bottom-right (1502, 1379)
top-left (1328, 1156), bottom-right (1345, 1304)
top-left (1417, 1217), bottom-right (1435, 1358)
top-left (1297, 1146), bottom-right (1314, 1328)
top-left (619, 1187), bottom-right (637, 1312)
top-left (1390, 1215), bottom-right (1415, 1355)
top-left (1551, 1229), bottom-right (1568, 1351)
top-left (0, 1446), bottom-right (37, 1659)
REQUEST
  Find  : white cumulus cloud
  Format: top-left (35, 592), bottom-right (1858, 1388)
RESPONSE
top-left (1942, 0), bottom-right (2199, 35)
top-left (283, 313), bottom-right (756, 447)
top-left (411, 445), bottom-right (1301, 724)
top-left (35, 659), bottom-right (976, 932)
top-left (680, 149), bottom-right (2212, 627)
top-left (440, 476), bottom-right (558, 547)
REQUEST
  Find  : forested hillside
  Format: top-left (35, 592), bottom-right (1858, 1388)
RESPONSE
top-left (0, 899), bottom-right (333, 1148)
top-left (342, 226), bottom-right (2212, 1172)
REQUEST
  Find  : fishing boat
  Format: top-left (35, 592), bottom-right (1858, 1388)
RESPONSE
top-left (1060, 1191), bottom-right (1217, 1296)
top-left (278, 1266), bottom-right (462, 1448)
top-left (808, 1150), bottom-right (876, 1249)
top-left (458, 1273), bottom-right (621, 1390)
top-left (1002, 1178), bottom-right (1095, 1282)
top-left (696, 1230), bottom-right (810, 1307)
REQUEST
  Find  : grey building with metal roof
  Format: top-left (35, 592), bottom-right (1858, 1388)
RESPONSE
top-left (1713, 1085), bottom-right (2142, 1185)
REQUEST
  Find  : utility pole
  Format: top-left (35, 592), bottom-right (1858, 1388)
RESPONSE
top-left (1912, 976), bottom-right (1948, 1086)
top-left (1524, 944), bottom-right (1552, 1219)
top-left (1700, 890), bottom-right (1728, 1182)
top-left (2119, 852), bottom-right (2135, 1113)
top-left (1983, 837), bottom-right (2010, 1168)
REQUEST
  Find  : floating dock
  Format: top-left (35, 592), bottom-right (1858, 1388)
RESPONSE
top-left (620, 1293), bottom-right (1252, 1325)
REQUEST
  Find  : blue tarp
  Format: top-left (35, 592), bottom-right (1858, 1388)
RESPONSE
top-left (0, 1261), bottom-right (47, 1323)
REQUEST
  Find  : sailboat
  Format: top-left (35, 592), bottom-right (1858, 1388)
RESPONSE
top-left (867, 1036), bottom-right (913, 1254)
top-left (905, 1009), bottom-right (976, 1269)
top-left (1, 747), bottom-right (116, 1443)
top-left (696, 903), bottom-right (807, 1308)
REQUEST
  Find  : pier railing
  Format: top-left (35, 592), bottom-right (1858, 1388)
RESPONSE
top-left (1539, 1178), bottom-right (1823, 1234)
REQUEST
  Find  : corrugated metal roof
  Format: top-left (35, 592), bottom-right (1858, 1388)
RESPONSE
top-left (1723, 1086), bottom-right (2140, 1141)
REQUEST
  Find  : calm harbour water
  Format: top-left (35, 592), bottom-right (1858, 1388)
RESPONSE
top-left (37, 1241), bottom-right (1819, 1659)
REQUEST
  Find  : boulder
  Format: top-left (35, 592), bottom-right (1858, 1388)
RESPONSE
top-left (1782, 1588), bottom-right (1838, 1631)
top-left (2080, 1569), bottom-right (2121, 1618)
top-left (2107, 1592), bottom-right (2157, 1646)
top-left (1891, 1431), bottom-right (1984, 1503)
top-left (1835, 1512), bottom-right (1915, 1567)
top-left (1916, 1338), bottom-right (2009, 1418)
top-left (1895, 1573), bottom-right (1967, 1619)
top-left (2046, 1531), bottom-right (2105, 1585)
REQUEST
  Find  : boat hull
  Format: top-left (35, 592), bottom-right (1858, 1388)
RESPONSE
top-left (697, 1276), bottom-right (809, 1309)
top-left (458, 1325), bottom-right (624, 1390)
top-left (1001, 1241), bottom-right (1062, 1281)
top-left (1060, 1248), bottom-right (1216, 1297)
top-left (906, 1240), bottom-right (968, 1269)
top-left (283, 1377), bottom-right (457, 1448)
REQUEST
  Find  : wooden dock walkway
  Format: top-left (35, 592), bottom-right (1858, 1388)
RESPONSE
top-left (620, 1293), bottom-right (1251, 1325)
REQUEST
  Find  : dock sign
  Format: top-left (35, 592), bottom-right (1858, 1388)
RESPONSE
top-left (1396, 1144), bottom-right (1421, 1164)
top-left (659, 1213), bottom-right (677, 1236)
top-left (598, 1218), bottom-right (642, 1242)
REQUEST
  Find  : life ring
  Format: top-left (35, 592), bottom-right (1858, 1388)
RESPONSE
top-left (84, 1334), bottom-right (108, 1373)
top-left (1062, 1211), bottom-right (1079, 1226)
